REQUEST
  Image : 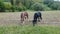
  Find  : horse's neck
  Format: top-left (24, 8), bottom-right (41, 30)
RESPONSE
top-left (24, 12), bottom-right (28, 16)
top-left (22, 13), bottom-right (25, 16)
top-left (22, 12), bottom-right (28, 17)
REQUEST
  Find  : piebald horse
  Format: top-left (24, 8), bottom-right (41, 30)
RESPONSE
top-left (21, 11), bottom-right (28, 25)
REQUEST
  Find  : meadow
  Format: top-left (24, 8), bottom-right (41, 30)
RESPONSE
top-left (0, 11), bottom-right (60, 34)
top-left (0, 25), bottom-right (60, 34)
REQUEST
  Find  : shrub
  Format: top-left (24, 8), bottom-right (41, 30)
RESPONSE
top-left (18, 6), bottom-right (26, 11)
top-left (30, 3), bottom-right (43, 11)
top-left (3, 2), bottom-right (12, 10)
top-left (0, 2), bottom-right (5, 12)
top-left (48, 2), bottom-right (60, 10)
top-left (43, 5), bottom-right (52, 11)
top-left (17, 3), bottom-right (27, 11)
top-left (30, 3), bottom-right (51, 11)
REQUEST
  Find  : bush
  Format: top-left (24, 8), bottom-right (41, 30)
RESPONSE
top-left (0, 2), bottom-right (5, 12)
top-left (3, 2), bottom-right (12, 10)
top-left (57, 6), bottom-right (60, 10)
top-left (11, 6), bottom-right (17, 12)
top-left (17, 6), bottom-right (23, 11)
top-left (20, 0), bottom-right (34, 9)
top-left (17, 3), bottom-right (27, 11)
top-left (0, 2), bottom-right (12, 12)
top-left (30, 3), bottom-right (51, 11)
top-left (30, 3), bottom-right (43, 11)
top-left (49, 2), bottom-right (60, 10)
top-left (44, 0), bottom-right (60, 10)
top-left (17, 6), bottom-right (27, 11)
top-left (43, 5), bottom-right (52, 11)
top-left (44, 0), bottom-right (54, 5)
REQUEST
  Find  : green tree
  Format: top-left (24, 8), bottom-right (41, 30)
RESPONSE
top-left (31, 3), bottom-right (49, 11)
top-left (30, 3), bottom-right (52, 11)
top-left (20, 0), bottom-right (34, 9)
top-left (50, 1), bottom-right (60, 10)
top-left (3, 2), bottom-right (12, 10)
top-left (17, 3), bottom-right (27, 11)
top-left (0, 0), bottom-right (5, 12)
top-left (16, 0), bottom-right (20, 5)
top-left (11, 0), bottom-right (16, 12)
top-left (44, 0), bottom-right (54, 7)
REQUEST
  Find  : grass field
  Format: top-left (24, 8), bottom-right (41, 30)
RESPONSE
top-left (0, 11), bottom-right (60, 34)
top-left (0, 11), bottom-right (60, 26)
top-left (0, 25), bottom-right (60, 34)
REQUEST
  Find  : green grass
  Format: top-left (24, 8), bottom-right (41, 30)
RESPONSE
top-left (0, 25), bottom-right (60, 34)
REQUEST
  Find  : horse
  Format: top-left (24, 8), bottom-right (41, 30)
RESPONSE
top-left (20, 11), bottom-right (28, 25)
top-left (33, 12), bottom-right (42, 26)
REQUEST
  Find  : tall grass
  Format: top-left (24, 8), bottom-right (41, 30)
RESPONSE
top-left (0, 25), bottom-right (60, 34)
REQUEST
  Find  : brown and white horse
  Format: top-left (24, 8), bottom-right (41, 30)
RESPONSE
top-left (20, 11), bottom-right (28, 25)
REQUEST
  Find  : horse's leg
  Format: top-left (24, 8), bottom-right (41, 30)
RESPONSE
top-left (22, 18), bottom-right (25, 25)
top-left (40, 13), bottom-right (42, 20)
top-left (24, 16), bottom-right (29, 25)
top-left (38, 14), bottom-right (42, 22)
top-left (20, 18), bottom-right (23, 26)
top-left (38, 17), bottom-right (41, 22)
top-left (21, 18), bottom-right (23, 23)
top-left (33, 18), bottom-right (37, 26)
top-left (40, 17), bottom-right (42, 20)
top-left (33, 17), bottom-right (35, 26)
top-left (21, 18), bottom-right (24, 25)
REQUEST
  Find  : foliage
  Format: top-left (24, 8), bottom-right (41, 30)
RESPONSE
top-left (20, 0), bottom-right (34, 9)
top-left (0, 0), bottom-right (60, 12)
top-left (43, 5), bottom-right (52, 11)
top-left (0, 0), bottom-right (5, 12)
top-left (3, 2), bottom-right (12, 10)
top-left (17, 6), bottom-right (27, 11)
top-left (50, 1), bottom-right (60, 10)
top-left (10, 0), bottom-right (16, 12)
top-left (30, 3), bottom-right (51, 11)
top-left (44, 0), bottom-right (60, 10)
top-left (30, 3), bottom-right (43, 11)
top-left (44, 0), bottom-right (54, 5)
top-left (17, 3), bottom-right (27, 11)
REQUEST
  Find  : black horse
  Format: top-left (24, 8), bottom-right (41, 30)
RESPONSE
top-left (33, 12), bottom-right (42, 26)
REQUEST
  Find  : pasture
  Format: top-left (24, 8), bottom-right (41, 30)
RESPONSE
top-left (0, 25), bottom-right (60, 34)
top-left (0, 11), bottom-right (60, 34)
top-left (0, 11), bottom-right (60, 26)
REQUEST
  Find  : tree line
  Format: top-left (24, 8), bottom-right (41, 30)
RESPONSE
top-left (0, 0), bottom-right (60, 12)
